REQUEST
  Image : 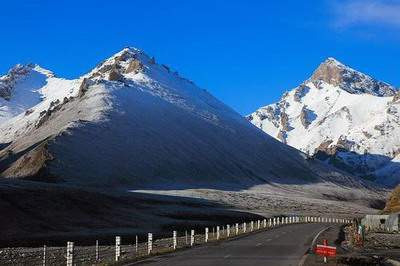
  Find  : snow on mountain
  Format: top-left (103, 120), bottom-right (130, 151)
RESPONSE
top-left (1, 47), bottom-right (331, 188)
top-left (248, 58), bottom-right (400, 187)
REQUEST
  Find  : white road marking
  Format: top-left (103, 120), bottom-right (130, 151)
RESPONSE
top-left (256, 243), bottom-right (262, 246)
top-left (224, 254), bottom-right (231, 258)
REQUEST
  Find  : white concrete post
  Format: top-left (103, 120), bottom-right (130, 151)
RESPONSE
top-left (217, 226), bottom-right (220, 240)
top-left (269, 218), bottom-right (272, 227)
top-left (273, 218), bottom-right (276, 226)
top-left (173, 231), bottom-right (177, 249)
top-left (190, 230), bottom-right (194, 246)
top-left (148, 233), bottom-right (153, 255)
top-left (66, 242), bottom-right (74, 266)
top-left (243, 222), bottom-right (247, 233)
top-left (95, 240), bottom-right (99, 261)
top-left (263, 219), bottom-right (267, 228)
top-left (251, 221), bottom-right (254, 231)
top-left (235, 223), bottom-right (239, 235)
top-left (43, 245), bottom-right (46, 266)
top-left (135, 235), bottom-right (138, 253)
top-left (227, 225), bottom-right (230, 237)
top-left (257, 220), bottom-right (260, 230)
top-left (115, 236), bottom-right (121, 262)
top-left (205, 228), bottom-right (209, 243)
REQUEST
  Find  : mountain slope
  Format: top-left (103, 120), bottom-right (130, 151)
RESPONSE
top-left (0, 47), bottom-right (331, 189)
top-left (248, 58), bottom-right (400, 187)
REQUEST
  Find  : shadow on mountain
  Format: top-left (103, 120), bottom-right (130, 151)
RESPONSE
top-left (0, 179), bottom-right (264, 247)
top-left (314, 149), bottom-right (399, 187)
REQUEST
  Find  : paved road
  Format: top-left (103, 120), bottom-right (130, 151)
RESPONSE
top-left (130, 223), bottom-right (335, 266)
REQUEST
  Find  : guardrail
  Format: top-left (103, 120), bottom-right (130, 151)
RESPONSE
top-left (0, 216), bottom-right (351, 265)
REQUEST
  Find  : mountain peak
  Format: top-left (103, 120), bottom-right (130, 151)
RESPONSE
top-left (86, 47), bottom-right (157, 81)
top-left (309, 58), bottom-right (396, 97)
top-left (323, 57), bottom-right (344, 67)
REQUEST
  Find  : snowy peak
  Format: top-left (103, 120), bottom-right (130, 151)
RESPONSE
top-left (310, 58), bottom-right (396, 97)
top-left (0, 64), bottom-right (54, 100)
top-left (248, 58), bottom-right (400, 186)
top-left (87, 47), bottom-right (158, 81)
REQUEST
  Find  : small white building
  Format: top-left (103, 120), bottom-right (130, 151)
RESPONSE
top-left (361, 213), bottom-right (399, 232)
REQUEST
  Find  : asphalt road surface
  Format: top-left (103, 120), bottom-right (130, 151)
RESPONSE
top-left (130, 223), bottom-right (335, 266)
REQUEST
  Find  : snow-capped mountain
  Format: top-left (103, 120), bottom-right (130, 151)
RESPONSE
top-left (1, 47), bottom-right (342, 188)
top-left (248, 58), bottom-right (400, 187)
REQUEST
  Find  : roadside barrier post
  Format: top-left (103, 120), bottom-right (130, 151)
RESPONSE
top-left (190, 230), bottom-right (195, 246)
top-left (217, 226), bottom-right (220, 240)
top-left (243, 222), bottom-right (247, 233)
top-left (43, 245), bottom-right (46, 266)
top-left (66, 241), bottom-right (74, 266)
top-left (135, 235), bottom-right (138, 253)
top-left (263, 219), bottom-right (267, 228)
top-left (148, 233), bottom-right (153, 255)
top-left (257, 220), bottom-right (260, 230)
top-left (173, 231), bottom-right (177, 249)
top-left (205, 228), bottom-right (209, 243)
top-left (115, 236), bottom-right (121, 262)
top-left (95, 240), bottom-right (99, 261)
top-left (251, 221), bottom-right (254, 231)
top-left (269, 218), bottom-right (272, 227)
top-left (235, 223), bottom-right (239, 235)
top-left (227, 225), bottom-right (230, 237)
top-left (273, 218), bottom-right (276, 226)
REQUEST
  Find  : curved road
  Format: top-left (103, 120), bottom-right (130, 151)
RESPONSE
top-left (130, 223), bottom-right (335, 266)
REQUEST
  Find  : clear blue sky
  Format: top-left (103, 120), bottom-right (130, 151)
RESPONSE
top-left (1, 0), bottom-right (399, 115)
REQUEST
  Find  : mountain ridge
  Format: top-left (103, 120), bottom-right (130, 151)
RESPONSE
top-left (0, 47), bottom-right (325, 189)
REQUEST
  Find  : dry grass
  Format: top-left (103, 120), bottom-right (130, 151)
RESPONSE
top-left (383, 185), bottom-right (400, 214)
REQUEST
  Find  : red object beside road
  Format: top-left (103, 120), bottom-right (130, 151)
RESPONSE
top-left (315, 244), bottom-right (337, 257)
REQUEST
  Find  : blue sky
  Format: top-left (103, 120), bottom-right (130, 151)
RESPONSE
top-left (1, 0), bottom-right (399, 115)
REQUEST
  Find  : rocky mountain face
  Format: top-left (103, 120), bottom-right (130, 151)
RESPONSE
top-left (248, 58), bottom-right (400, 187)
top-left (0, 47), bottom-right (350, 189)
